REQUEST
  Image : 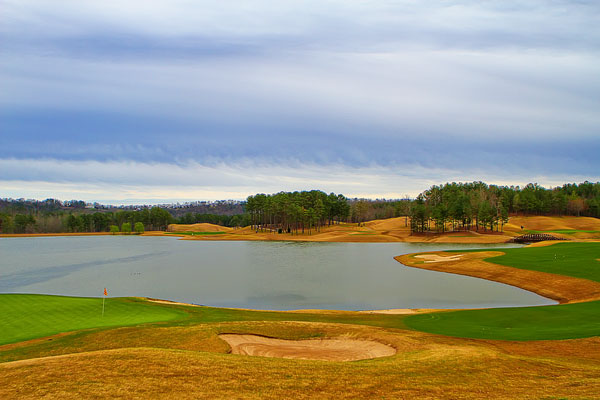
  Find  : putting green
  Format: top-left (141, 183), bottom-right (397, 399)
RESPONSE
top-left (0, 294), bottom-right (187, 346)
top-left (405, 242), bottom-right (600, 340)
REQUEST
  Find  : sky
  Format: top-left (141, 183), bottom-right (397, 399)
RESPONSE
top-left (1, 0), bottom-right (599, 204)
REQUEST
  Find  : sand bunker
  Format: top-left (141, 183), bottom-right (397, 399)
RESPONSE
top-left (219, 334), bottom-right (396, 361)
top-left (414, 254), bottom-right (463, 263)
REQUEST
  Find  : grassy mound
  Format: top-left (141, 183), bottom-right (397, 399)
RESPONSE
top-left (0, 294), bottom-right (187, 346)
top-left (405, 242), bottom-right (600, 340)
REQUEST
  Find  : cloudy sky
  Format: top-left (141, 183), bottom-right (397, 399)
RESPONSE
top-left (1, 1), bottom-right (599, 204)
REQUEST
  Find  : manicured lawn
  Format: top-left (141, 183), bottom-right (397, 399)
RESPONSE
top-left (487, 242), bottom-right (600, 282)
top-left (0, 294), bottom-right (410, 347)
top-left (0, 294), bottom-right (187, 346)
top-left (405, 242), bottom-right (600, 340)
top-left (405, 301), bottom-right (600, 340)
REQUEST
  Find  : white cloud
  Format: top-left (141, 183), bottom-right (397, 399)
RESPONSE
top-left (1, 1), bottom-right (599, 187)
top-left (1, 158), bottom-right (597, 204)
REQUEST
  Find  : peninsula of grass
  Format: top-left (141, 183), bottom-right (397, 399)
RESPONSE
top-left (405, 242), bottom-right (600, 340)
top-left (0, 294), bottom-right (187, 346)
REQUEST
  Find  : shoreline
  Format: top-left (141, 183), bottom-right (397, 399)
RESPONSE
top-left (3, 215), bottom-right (600, 244)
top-left (0, 230), bottom-right (516, 244)
top-left (395, 249), bottom-right (600, 305)
top-left (145, 298), bottom-right (439, 315)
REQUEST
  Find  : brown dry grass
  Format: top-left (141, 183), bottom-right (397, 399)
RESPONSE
top-left (396, 251), bottom-right (600, 304)
top-left (165, 217), bottom-right (518, 244)
top-left (7, 216), bottom-right (598, 243)
top-left (1, 320), bottom-right (599, 399)
top-left (504, 216), bottom-right (600, 239)
top-left (3, 216), bottom-right (600, 397)
top-left (505, 216), bottom-right (600, 232)
top-left (167, 223), bottom-right (233, 232)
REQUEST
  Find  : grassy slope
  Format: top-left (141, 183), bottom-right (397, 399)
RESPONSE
top-left (0, 294), bottom-right (410, 348)
top-left (0, 295), bottom-right (187, 346)
top-left (405, 242), bottom-right (600, 340)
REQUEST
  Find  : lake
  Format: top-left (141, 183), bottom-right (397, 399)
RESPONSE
top-left (0, 236), bottom-right (555, 310)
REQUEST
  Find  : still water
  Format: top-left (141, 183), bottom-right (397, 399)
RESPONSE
top-left (0, 236), bottom-right (555, 310)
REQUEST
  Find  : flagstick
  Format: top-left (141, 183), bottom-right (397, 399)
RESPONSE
top-left (102, 296), bottom-right (105, 317)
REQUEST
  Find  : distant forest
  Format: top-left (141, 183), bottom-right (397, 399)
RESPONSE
top-left (408, 181), bottom-right (600, 233)
top-left (0, 181), bottom-right (598, 234)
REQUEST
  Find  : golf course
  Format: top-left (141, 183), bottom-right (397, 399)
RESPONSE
top-left (1, 229), bottom-right (599, 399)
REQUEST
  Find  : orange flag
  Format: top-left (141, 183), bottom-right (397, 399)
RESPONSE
top-left (104, 288), bottom-right (107, 296)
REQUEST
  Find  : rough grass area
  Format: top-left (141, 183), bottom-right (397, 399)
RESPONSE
top-left (2, 319), bottom-right (599, 399)
top-left (0, 294), bottom-right (187, 346)
top-left (405, 242), bottom-right (600, 340)
top-left (166, 231), bottom-right (227, 235)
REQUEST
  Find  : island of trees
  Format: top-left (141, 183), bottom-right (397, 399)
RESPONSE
top-left (0, 181), bottom-right (598, 235)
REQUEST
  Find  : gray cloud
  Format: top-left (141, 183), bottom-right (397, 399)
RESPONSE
top-left (1, 1), bottom-right (599, 200)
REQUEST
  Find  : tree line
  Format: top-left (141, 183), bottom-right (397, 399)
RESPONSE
top-left (407, 181), bottom-right (600, 233)
top-left (0, 207), bottom-right (172, 234)
top-left (245, 191), bottom-right (350, 234)
top-left (1, 181), bottom-right (598, 235)
top-left (174, 212), bottom-right (251, 227)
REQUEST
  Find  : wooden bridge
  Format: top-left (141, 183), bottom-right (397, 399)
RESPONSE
top-left (509, 233), bottom-right (567, 243)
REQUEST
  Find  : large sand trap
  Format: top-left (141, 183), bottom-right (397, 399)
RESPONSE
top-left (219, 334), bottom-right (396, 361)
top-left (414, 254), bottom-right (463, 263)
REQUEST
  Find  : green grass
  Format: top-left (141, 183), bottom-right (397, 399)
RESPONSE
top-left (405, 301), bottom-right (600, 340)
top-left (0, 294), bottom-right (187, 346)
top-left (486, 242), bottom-right (600, 282)
top-left (0, 294), bottom-right (411, 347)
top-left (166, 231), bottom-right (227, 235)
top-left (405, 242), bottom-right (600, 340)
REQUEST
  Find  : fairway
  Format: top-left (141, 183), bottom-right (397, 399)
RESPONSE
top-left (485, 242), bottom-right (600, 282)
top-left (405, 300), bottom-right (600, 340)
top-left (404, 242), bottom-right (600, 340)
top-left (0, 294), bottom-right (187, 346)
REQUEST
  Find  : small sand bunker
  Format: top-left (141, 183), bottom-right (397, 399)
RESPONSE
top-left (414, 254), bottom-right (463, 263)
top-left (219, 334), bottom-right (396, 361)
